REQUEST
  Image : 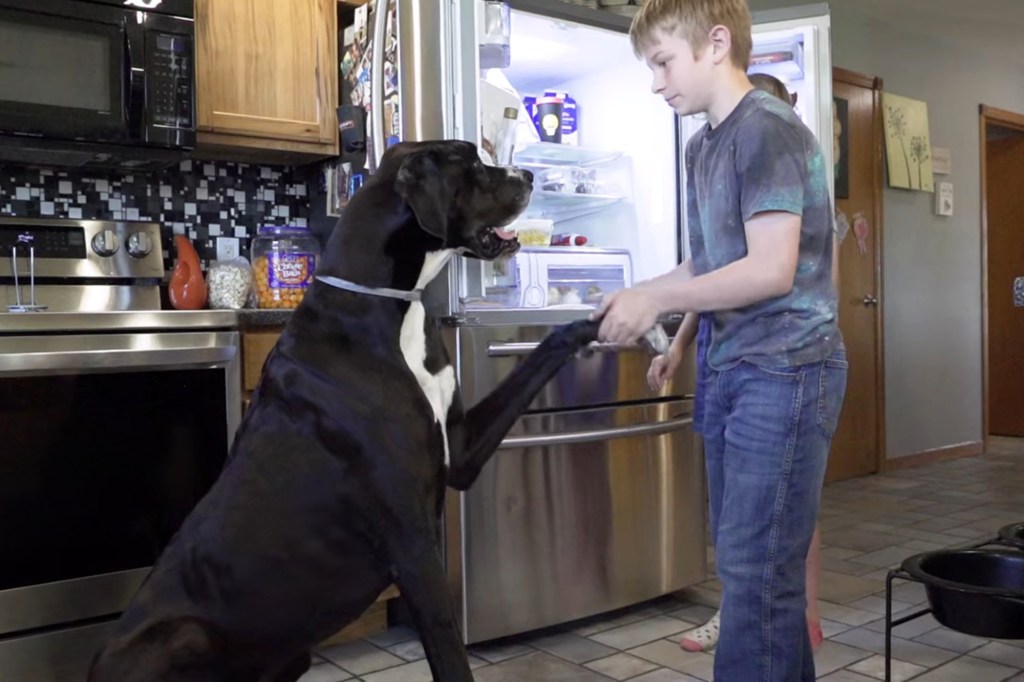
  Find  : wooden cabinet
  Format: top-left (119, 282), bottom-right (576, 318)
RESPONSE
top-left (195, 0), bottom-right (338, 162)
top-left (239, 327), bottom-right (400, 642)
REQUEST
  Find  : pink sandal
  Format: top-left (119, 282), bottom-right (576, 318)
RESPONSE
top-left (808, 619), bottom-right (824, 650)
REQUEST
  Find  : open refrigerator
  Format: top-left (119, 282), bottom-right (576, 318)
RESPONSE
top-left (354, 0), bottom-right (832, 644)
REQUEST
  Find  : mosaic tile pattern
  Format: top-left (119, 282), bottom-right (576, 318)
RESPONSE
top-left (0, 160), bottom-right (315, 273)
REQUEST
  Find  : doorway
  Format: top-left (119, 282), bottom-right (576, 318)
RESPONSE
top-left (981, 106), bottom-right (1024, 439)
top-left (827, 68), bottom-right (886, 483)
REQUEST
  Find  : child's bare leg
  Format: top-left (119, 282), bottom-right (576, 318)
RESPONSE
top-left (806, 525), bottom-right (823, 649)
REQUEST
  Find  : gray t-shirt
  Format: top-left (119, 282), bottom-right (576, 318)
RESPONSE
top-left (686, 89), bottom-right (841, 369)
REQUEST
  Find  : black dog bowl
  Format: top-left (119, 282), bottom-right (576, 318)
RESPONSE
top-left (998, 522), bottom-right (1024, 551)
top-left (902, 549), bottom-right (1024, 639)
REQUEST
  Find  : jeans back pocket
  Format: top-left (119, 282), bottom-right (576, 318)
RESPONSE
top-left (816, 349), bottom-right (849, 436)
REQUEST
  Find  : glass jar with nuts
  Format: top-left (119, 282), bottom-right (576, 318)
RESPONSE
top-left (251, 225), bottom-right (321, 309)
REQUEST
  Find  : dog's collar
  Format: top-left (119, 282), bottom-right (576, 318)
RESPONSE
top-left (316, 275), bottom-right (423, 302)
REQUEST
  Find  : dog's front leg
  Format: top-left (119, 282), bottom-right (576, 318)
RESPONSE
top-left (389, 531), bottom-right (474, 682)
top-left (446, 319), bottom-right (599, 490)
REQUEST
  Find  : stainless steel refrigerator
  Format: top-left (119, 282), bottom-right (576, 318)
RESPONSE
top-left (360, 0), bottom-right (833, 644)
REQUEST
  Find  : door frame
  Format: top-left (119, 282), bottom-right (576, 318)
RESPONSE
top-left (833, 67), bottom-right (887, 475)
top-left (979, 105), bottom-right (1024, 447)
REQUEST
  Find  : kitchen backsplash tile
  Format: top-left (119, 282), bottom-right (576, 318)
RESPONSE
top-left (0, 160), bottom-right (314, 273)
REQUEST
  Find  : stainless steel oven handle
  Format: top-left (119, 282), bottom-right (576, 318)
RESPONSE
top-left (0, 345), bottom-right (236, 375)
top-left (499, 415), bottom-right (693, 450)
top-left (487, 339), bottom-right (674, 357)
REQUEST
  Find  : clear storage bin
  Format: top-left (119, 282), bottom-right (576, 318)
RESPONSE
top-left (252, 226), bottom-right (321, 309)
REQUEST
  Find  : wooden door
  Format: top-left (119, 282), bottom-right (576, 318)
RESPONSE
top-left (195, 0), bottom-right (336, 145)
top-left (985, 125), bottom-right (1024, 436)
top-left (826, 69), bottom-right (885, 482)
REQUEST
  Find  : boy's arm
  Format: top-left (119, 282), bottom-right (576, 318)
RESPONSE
top-left (592, 212), bottom-right (799, 346)
top-left (669, 311), bottom-right (699, 356)
top-left (637, 259), bottom-right (695, 289)
top-left (646, 210), bottom-right (800, 313)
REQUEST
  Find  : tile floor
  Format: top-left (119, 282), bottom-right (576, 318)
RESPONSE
top-left (302, 437), bottom-right (1024, 681)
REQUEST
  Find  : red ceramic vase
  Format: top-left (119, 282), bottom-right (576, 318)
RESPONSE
top-left (168, 234), bottom-right (208, 310)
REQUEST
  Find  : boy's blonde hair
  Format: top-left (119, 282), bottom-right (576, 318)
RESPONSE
top-left (630, 0), bottom-right (753, 71)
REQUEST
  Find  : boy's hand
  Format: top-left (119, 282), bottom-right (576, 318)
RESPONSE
top-left (590, 288), bottom-right (661, 346)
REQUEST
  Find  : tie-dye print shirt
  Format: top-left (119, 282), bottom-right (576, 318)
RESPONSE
top-left (686, 89), bottom-right (841, 369)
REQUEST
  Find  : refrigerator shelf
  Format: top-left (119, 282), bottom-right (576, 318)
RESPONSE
top-left (515, 142), bottom-right (623, 168)
top-left (528, 190), bottom-right (624, 221)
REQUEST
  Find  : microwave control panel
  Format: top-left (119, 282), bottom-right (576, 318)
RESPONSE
top-left (147, 33), bottom-right (194, 129)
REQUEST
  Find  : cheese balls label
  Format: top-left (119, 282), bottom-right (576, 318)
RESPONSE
top-left (267, 253), bottom-right (316, 289)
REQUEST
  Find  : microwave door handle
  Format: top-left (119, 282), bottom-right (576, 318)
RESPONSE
top-left (369, 0), bottom-right (389, 173)
top-left (123, 16), bottom-right (145, 136)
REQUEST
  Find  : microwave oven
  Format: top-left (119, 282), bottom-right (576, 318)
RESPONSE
top-left (0, 0), bottom-right (195, 167)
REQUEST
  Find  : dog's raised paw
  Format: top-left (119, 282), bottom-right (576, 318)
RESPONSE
top-left (546, 318), bottom-right (600, 352)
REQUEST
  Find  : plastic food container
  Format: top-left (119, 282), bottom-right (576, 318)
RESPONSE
top-left (252, 225), bottom-right (321, 309)
top-left (514, 218), bottom-right (554, 246)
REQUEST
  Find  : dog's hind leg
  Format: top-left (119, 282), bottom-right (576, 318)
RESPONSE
top-left (446, 319), bottom-right (599, 490)
top-left (390, 536), bottom-right (474, 682)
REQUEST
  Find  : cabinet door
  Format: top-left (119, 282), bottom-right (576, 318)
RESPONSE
top-left (196, 0), bottom-right (336, 145)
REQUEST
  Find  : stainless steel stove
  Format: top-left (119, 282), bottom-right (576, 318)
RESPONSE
top-left (0, 218), bottom-right (241, 682)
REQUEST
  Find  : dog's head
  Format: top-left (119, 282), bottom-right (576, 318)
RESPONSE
top-left (382, 140), bottom-right (533, 260)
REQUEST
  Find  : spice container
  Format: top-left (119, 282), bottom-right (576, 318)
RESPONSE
top-left (252, 225), bottom-right (321, 309)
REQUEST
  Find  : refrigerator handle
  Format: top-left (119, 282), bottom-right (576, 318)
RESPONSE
top-left (487, 339), bottom-right (675, 357)
top-left (498, 415), bottom-right (693, 450)
top-left (369, 0), bottom-right (390, 173)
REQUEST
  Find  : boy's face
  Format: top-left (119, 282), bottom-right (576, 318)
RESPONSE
top-left (640, 28), bottom-right (714, 117)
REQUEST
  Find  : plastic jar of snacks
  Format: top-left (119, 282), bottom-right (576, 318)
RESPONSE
top-left (251, 225), bottom-right (321, 309)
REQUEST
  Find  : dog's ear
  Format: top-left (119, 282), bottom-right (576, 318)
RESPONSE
top-left (395, 151), bottom-right (450, 241)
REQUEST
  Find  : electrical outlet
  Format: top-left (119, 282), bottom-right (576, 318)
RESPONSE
top-left (216, 237), bottom-right (240, 262)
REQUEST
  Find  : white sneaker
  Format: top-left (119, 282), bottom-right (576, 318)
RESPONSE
top-left (679, 610), bottom-right (720, 652)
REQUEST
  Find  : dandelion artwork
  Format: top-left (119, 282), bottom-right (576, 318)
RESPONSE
top-left (882, 93), bottom-right (934, 192)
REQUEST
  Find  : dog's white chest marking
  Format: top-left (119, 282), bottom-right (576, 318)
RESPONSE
top-left (399, 250), bottom-right (456, 466)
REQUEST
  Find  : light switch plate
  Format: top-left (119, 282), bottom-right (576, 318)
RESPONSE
top-left (216, 237), bottom-right (240, 262)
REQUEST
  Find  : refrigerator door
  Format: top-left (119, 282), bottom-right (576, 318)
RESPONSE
top-left (365, 0), bottom-right (452, 172)
top-left (680, 4), bottom-right (834, 256)
top-left (446, 323), bottom-right (704, 643)
top-left (456, 320), bottom-right (694, 411)
top-left (447, 1), bottom-right (682, 318)
top-left (449, 399), bottom-right (705, 644)
top-left (751, 3), bottom-right (835, 199)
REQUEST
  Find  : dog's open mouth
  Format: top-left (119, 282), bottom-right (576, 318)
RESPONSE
top-left (469, 225), bottom-right (521, 260)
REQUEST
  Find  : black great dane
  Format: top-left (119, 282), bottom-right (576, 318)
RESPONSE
top-left (88, 141), bottom-right (601, 682)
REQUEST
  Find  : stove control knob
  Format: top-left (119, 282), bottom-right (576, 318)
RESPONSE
top-left (127, 231), bottom-right (153, 258)
top-left (91, 230), bottom-right (120, 257)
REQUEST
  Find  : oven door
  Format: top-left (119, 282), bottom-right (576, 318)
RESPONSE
top-left (0, 0), bottom-right (130, 143)
top-left (0, 331), bottom-right (241, 638)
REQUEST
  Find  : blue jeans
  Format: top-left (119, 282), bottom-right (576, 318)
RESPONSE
top-left (702, 347), bottom-right (847, 681)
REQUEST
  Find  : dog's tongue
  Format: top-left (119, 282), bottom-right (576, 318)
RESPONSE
top-left (493, 228), bottom-right (516, 241)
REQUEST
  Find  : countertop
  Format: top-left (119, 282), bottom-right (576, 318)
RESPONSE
top-left (236, 309), bottom-right (294, 329)
top-left (0, 308), bottom-right (295, 334)
top-left (0, 310), bottom-right (238, 334)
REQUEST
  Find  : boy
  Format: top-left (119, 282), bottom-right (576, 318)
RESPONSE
top-left (664, 71), bottom-right (829, 655)
top-left (592, 1), bottom-right (847, 679)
